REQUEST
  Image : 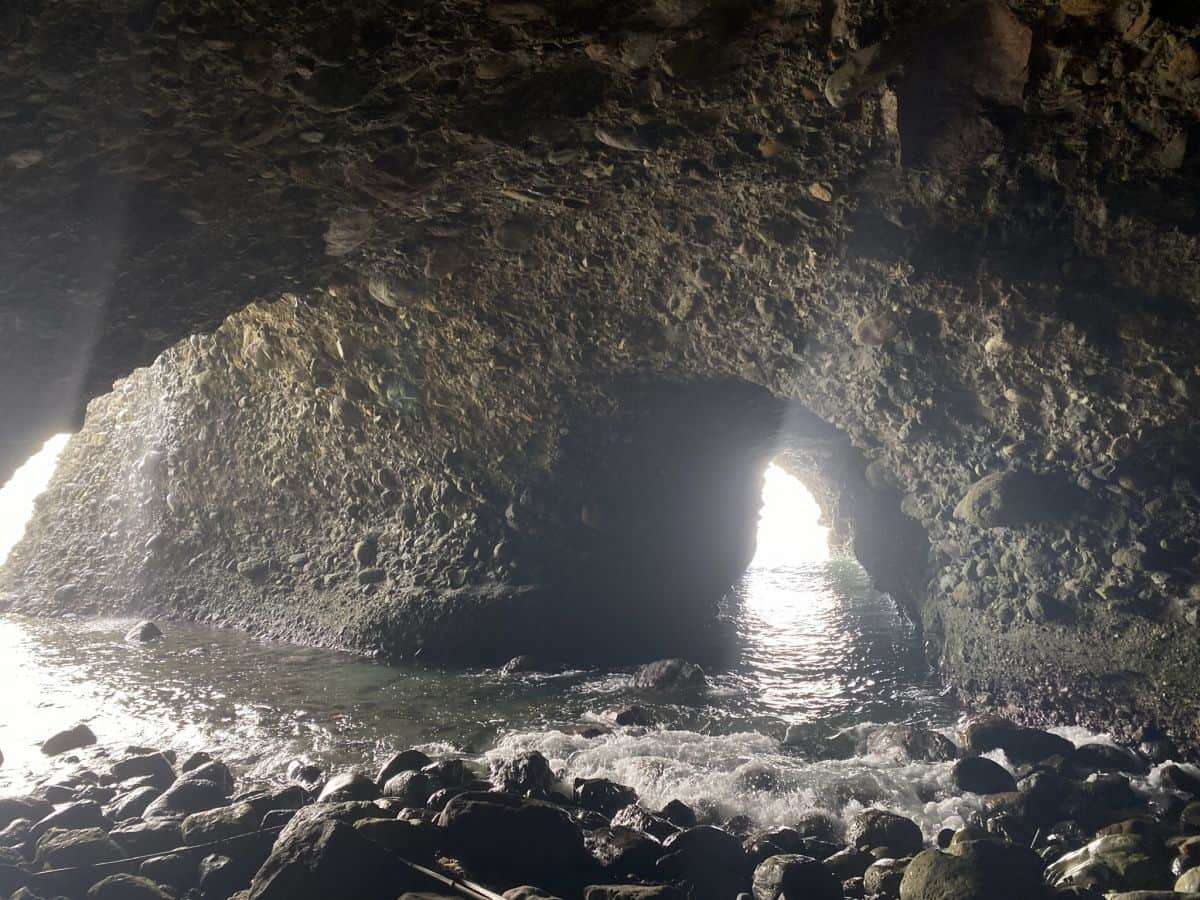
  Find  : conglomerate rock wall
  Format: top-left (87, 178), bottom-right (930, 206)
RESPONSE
top-left (1, 0), bottom-right (1199, 746)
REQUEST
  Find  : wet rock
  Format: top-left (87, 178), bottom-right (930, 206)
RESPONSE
top-left (867, 725), bottom-right (958, 762)
top-left (848, 810), bottom-right (923, 856)
top-left (1162, 765), bottom-right (1200, 797)
top-left (376, 749), bottom-right (432, 786)
top-left (143, 778), bottom-right (228, 819)
top-left (491, 750), bottom-right (556, 796)
top-left (317, 770), bottom-right (380, 803)
top-left (1069, 744), bottom-right (1150, 776)
top-left (382, 770), bottom-right (440, 806)
top-left (900, 841), bottom-right (1045, 899)
top-left (501, 655), bottom-right (542, 675)
top-left (751, 853), bottom-right (843, 900)
top-left (661, 800), bottom-right (698, 830)
top-left (632, 659), bottom-right (706, 693)
top-left (1, 797), bottom-right (51, 831)
top-left (105, 786), bottom-right (161, 821)
top-left (41, 723), bottom-right (97, 756)
top-left (181, 752), bottom-right (214, 773)
top-left (586, 826), bottom-right (662, 877)
top-left (112, 752), bottom-right (176, 790)
top-left (35, 826), bottom-right (123, 868)
top-left (250, 819), bottom-right (415, 900)
top-left (608, 704), bottom-right (656, 727)
top-left (612, 804), bottom-right (679, 841)
top-left (110, 820), bottom-right (183, 856)
top-left (353, 817), bottom-right (438, 862)
top-left (182, 801), bottom-right (260, 844)
top-left (657, 826), bottom-right (752, 900)
top-left (273, 801), bottom-right (382, 848)
top-left (575, 778), bottom-right (638, 817)
top-left (183, 760), bottom-right (236, 794)
top-left (583, 887), bottom-right (686, 900)
top-left (952, 757), bottom-right (1017, 795)
top-left (1047, 833), bottom-right (1171, 893)
top-left (437, 792), bottom-right (589, 882)
top-left (139, 851), bottom-right (197, 889)
top-left (88, 874), bottom-right (173, 899)
top-left (1178, 867), bottom-right (1200, 891)
top-left (126, 621), bottom-right (164, 642)
top-left (31, 800), bottom-right (109, 838)
top-left (864, 857), bottom-right (909, 895)
top-left (821, 847), bottom-right (875, 880)
top-left (960, 717), bottom-right (1074, 764)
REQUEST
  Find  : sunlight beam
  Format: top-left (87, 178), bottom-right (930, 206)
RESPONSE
top-left (0, 433), bottom-right (71, 565)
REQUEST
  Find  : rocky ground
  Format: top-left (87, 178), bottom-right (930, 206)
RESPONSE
top-left (6, 665), bottom-right (1200, 900)
top-left (2, 0), bottom-right (1200, 753)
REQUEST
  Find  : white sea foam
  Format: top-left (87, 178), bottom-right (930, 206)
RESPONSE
top-left (487, 725), bottom-right (991, 838)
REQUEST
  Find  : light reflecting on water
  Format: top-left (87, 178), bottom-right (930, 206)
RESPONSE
top-left (0, 460), bottom-right (964, 830)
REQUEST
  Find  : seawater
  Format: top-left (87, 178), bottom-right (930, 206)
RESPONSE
top-left (0, 558), bottom-right (1134, 838)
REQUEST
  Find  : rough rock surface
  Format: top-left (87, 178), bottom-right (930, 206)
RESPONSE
top-left (0, 0), bottom-right (1198, 744)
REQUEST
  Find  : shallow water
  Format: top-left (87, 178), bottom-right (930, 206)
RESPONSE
top-left (0, 558), bottom-right (1092, 837)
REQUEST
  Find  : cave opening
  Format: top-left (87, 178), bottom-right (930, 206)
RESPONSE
top-left (0, 433), bottom-right (71, 566)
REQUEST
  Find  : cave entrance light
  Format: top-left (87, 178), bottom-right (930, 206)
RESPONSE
top-left (750, 462), bottom-right (831, 569)
top-left (0, 434), bottom-right (71, 566)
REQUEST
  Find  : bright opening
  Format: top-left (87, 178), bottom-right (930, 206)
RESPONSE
top-left (0, 433), bottom-right (71, 565)
top-left (751, 462), bottom-right (831, 568)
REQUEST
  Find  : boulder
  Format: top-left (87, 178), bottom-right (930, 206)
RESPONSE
top-left (273, 801), bottom-right (383, 849)
top-left (632, 659), bottom-right (706, 693)
top-left (41, 723), bottom-right (97, 756)
top-left (88, 874), bottom-right (173, 899)
top-left (110, 820), bottom-right (184, 856)
top-left (317, 770), bottom-right (380, 804)
top-left (863, 857), bottom-right (909, 895)
top-left (657, 826), bottom-right (752, 900)
top-left (0, 797), bottom-right (53, 829)
top-left (847, 809), bottom-right (923, 856)
top-left (960, 716), bottom-right (1073, 764)
top-left (612, 804), bottom-right (679, 841)
top-left (182, 760), bottom-right (236, 794)
top-left (182, 801), bottom-right (260, 844)
top-left (1047, 832), bottom-right (1171, 893)
top-left (31, 800), bottom-right (108, 839)
top-left (583, 887), bottom-right (686, 900)
top-left (952, 757), bottom-right (1017, 795)
top-left (105, 786), bottom-right (161, 821)
top-left (139, 851), bottom-right (198, 889)
top-left (111, 753), bottom-right (176, 790)
top-left (125, 621), bottom-right (164, 642)
top-left (1069, 744), bottom-right (1150, 776)
top-left (353, 817), bottom-right (439, 862)
top-left (382, 771), bottom-right (440, 807)
top-left (35, 827), bottom-right (123, 869)
top-left (953, 470), bottom-right (1084, 528)
top-left (585, 826), bottom-right (662, 878)
top-left (867, 725), bottom-right (957, 762)
top-left (575, 778), bottom-right (638, 817)
top-left (437, 792), bottom-right (589, 882)
top-left (491, 750), bottom-right (556, 796)
top-left (143, 778), bottom-right (227, 819)
top-left (900, 842), bottom-right (1045, 899)
top-left (249, 820), bottom-right (416, 900)
top-left (751, 853), bottom-right (843, 900)
top-left (376, 749), bottom-right (433, 787)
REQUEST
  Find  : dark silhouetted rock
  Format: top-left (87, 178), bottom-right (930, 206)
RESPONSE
top-left (125, 621), bottom-right (163, 642)
top-left (632, 659), bottom-right (706, 692)
top-left (317, 770), bottom-right (380, 804)
top-left (491, 750), bottom-right (556, 796)
top-left (752, 853), bottom-right (843, 900)
top-left (848, 810), bottom-right (923, 856)
top-left (41, 724), bottom-right (97, 756)
top-left (575, 777), bottom-right (638, 817)
top-left (952, 757), bottom-right (1017, 795)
